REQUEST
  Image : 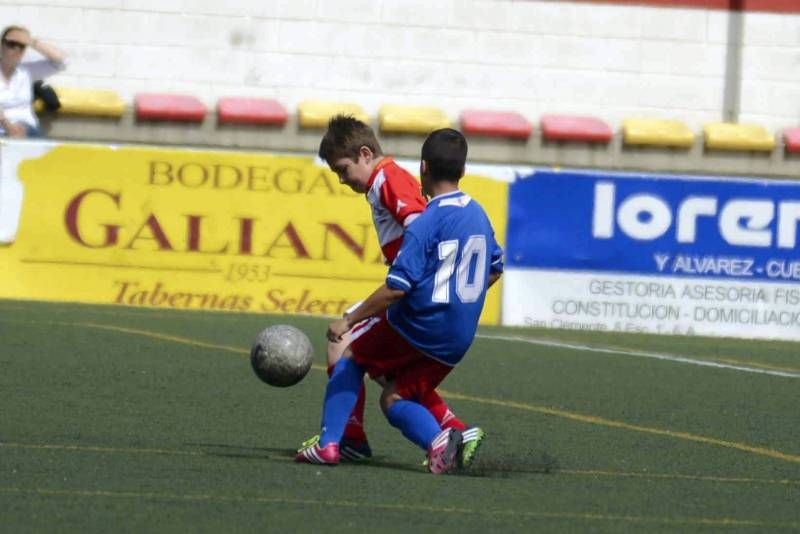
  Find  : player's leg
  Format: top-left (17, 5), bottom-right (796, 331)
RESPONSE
top-left (381, 358), bottom-right (464, 474)
top-left (381, 383), bottom-right (461, 475)
top-left (298, 312), bottom-right (394, 465)
top-left (328, 311), bottom-right (371, 460)
top-left (296, 350), bottom-right (365, 465)
top-left (421, 389), bottom-right (465, 431)
top-left (327, 333), bottom-right (371, 459)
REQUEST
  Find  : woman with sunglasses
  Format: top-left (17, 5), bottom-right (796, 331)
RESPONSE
top-left (0, 25), bottom-right (66, 138)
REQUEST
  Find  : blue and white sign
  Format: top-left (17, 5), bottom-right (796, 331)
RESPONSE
top-left (502, 169), bottom-right (800, 340)
top-left (507, 169), bottom-right (800, 281)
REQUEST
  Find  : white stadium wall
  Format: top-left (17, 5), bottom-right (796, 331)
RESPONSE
top-left (0, 0), bottom-right (797, 132)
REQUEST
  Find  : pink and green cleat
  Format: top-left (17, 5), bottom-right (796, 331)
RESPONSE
top-left (459, 427), bottom-right (485, 468)
top-left (296, 435), bottom-right (372, 463)
top-left (295, 436), bottom-right (340, 465)
top-left (423, 426), bottom-right (483, 469)
top-left (427, 428), bottom-right (463, 474)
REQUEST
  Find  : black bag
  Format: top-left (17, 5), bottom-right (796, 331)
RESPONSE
top-left (33, 81), bottom-right (60, 111)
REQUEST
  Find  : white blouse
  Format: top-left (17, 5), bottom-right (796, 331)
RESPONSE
top-left (0, 59), bottom-right (66, 132)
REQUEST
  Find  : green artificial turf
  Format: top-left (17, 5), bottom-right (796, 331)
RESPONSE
top-left (1, 300), bottom-right (798, 533)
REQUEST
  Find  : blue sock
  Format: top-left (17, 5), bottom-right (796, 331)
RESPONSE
top-left (386, 400), bottom-right (441, 450)
top-left (319, 358), bottom-right (365, 447)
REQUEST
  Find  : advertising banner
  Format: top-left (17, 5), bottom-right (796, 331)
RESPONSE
top-left (503, 169), bottom-right (800, 340)
top-left (0, 141), bottom-right (507, 324)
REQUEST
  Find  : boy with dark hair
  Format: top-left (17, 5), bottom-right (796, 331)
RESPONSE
top-left (302, 116), bottom-right (483, 462)
top-left (298, 128), bottom-right (503, 473)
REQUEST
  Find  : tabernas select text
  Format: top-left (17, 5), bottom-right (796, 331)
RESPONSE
top-left (259, 289), bottom-right (349, 315)
top-left (114, 281), bottom-right (252, 311)
top-left (113, 281), bottom-right (350, 315)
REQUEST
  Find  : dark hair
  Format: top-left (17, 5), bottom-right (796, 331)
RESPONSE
top-left (2, 25), bottom-right (28, 42)
top-left (318, 115), bottom-right (382, 164)
top-left (421, 128), bottom-right (467, 182)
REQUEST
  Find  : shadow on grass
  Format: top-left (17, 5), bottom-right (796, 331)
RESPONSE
top-left (352, 457), bottom-right (428, 475)
top-left (184, 442), bottom-right (423, 474)
top-left (184, 442), bottom-right (558, 478)
top-left (184, 442), bottom-right (293, 461)
top-left (454, 451), bottom-right (559, 478)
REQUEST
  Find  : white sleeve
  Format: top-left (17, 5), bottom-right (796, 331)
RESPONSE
top-left (23, 59), bottom-right (66, 81)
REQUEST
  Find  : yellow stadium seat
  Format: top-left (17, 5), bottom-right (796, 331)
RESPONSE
top-left (703, 123), bottom-right (775, 152)
top-left (622, 118), bottom-right (694, 148)
top-left (298, 101), bottom-right (369, 128)
top-left (34, 87), bottom-right (126, 118)
top-left (379, 105), bottom-right (451, 134)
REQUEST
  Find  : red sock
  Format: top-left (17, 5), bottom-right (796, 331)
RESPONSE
top-left (328, 364), bottom-right (368, 442)
top-left (343, 384), bottom-right (367, 442)
top-left (421, 390), bottom-right (466, 431)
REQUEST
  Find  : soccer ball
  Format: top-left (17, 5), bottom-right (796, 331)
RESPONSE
top-left (250, 324), bottom-right (314, 387)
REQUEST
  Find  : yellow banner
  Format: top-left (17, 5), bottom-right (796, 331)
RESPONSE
top-left (0, 143), bottom-right (507, 323)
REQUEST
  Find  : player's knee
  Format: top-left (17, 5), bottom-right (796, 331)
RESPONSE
top-left (326, 341), bottom-right (343, 366)
top-left (326, 334), bottom-right (351, 366)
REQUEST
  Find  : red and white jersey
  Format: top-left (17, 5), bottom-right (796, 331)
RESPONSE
top-left (365, 157), bottom-right (426, 262)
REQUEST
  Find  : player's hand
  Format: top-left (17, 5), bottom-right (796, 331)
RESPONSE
top-left (327, 318), bottom-right (350, 342)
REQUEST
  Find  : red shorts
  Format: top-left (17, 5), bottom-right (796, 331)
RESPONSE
top-left (348, 312), bottom-right (453, 401)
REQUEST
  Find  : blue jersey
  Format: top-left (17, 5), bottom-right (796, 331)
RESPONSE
top-left (385, 190), bottom-right (504, 365)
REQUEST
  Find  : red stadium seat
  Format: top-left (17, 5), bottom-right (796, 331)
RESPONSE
top-left (135, 93), bottom-right (207, 122)
top-left (217, 97), bottom-right (288, 125)
top-left (460, 110), bottom-right (533, 140)
top-left (540, 114), bottom-right (613, 143)
top-left (783, 128), bottom-right (800, 153)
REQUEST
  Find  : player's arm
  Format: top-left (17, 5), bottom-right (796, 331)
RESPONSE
top-left (327, 230), bottom-right (424, 342)
top-left (488, 239), bottom-right (504, 288)
top-left (326, 284), bottom-right (405, 342)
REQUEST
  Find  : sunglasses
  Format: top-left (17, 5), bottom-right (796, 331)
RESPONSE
top-left (2, 39), bottom-right (26, 50)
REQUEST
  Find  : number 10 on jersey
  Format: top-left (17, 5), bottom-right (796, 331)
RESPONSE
top-left (432, 236), bottom-right (487, 304)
